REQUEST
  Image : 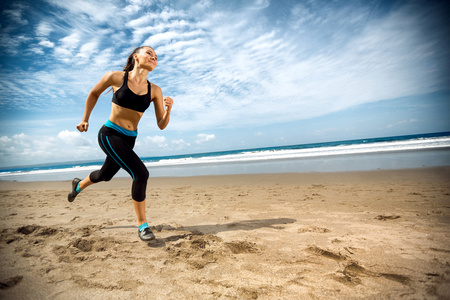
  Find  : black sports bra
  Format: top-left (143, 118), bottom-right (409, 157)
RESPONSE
top-left (112, 71), bottom-right (151, 113)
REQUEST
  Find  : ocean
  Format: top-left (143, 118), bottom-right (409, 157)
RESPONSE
top-left (1, 132), bottom-right (449, 182)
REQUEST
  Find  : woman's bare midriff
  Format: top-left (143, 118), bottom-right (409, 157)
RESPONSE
top-left (109, 103), bottom-right (143, 131)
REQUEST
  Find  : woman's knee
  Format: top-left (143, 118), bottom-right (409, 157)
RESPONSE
top-left (131, 167), bottom-right (148, 202)
top-left (135, 166), bottom-right (149, 182)
top-left (102, 175), bottom-right (115, 182)
top-left (90, 171), bottom-right (114, 183)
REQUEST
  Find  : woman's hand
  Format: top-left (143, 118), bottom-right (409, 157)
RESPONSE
top-left (76, 121), bottom-right (89, 132)
top-left (164, 96), bottom-right (173, 111)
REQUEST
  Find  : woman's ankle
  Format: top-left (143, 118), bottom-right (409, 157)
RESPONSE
top-left (138, 222), bottom-right (149, 231)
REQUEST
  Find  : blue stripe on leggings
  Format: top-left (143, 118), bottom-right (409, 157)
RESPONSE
top-left (100, 133), bottom-right (135, 181)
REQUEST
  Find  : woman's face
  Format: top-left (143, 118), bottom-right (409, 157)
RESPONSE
top-left (135, 47), bottom-right (158, 71)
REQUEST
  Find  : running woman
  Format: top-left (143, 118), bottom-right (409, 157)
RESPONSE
top-left (67, 46), bottom-right (173, 241)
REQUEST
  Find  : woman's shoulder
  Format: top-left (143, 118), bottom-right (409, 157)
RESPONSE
top-left (150, 82), bottom-right (162, 93)
top-left (104, 70), bottom-right (125, 79)
top-left (149, 81), bottom-right (160, 89)
top-left (149, 82), bottom-right (162, 101)
top-left (101, 71), bottom-right (125, 86)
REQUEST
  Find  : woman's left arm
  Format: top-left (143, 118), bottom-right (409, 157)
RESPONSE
top-left (153, 85), bottom-right (173, 130)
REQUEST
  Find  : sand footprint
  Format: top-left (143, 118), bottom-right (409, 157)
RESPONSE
top-left (0, 276), bottom-right (23, 290)
top-left (342, 262), bottom-right (411, 285)
top-left (164, 234), bottom-right (262, 270)
top-left (375, 215), bottom-right (400, 221)
top-left (225, 241), bottom-right (260, 254)
top-left (298, 226), bottom-right (331, 233)
top-left (305, 245), bottom-right (348, 262)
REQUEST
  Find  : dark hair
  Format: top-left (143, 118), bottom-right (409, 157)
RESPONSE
top-left (123, 46), bottom-right (153, 72)
top-left (106, 46), bottom-right (154, 94)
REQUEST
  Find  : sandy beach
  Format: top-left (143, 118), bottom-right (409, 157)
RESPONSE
top-left (0, 167), bottom-right (449, 299)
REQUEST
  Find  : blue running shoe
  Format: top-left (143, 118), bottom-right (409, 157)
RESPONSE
top-left (68, 178), bottom-right (81, 202)
top-left (139, 227), bottom-right (156, 241)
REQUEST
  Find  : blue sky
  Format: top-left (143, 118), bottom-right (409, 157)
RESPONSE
top-left (0, 0), bottom-right (449, 167)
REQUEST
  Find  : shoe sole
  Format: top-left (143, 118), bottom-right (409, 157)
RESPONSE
top-left (68, 178), bottom-right (81, 202)
top-left (138, 229), bottom-right (156, 241)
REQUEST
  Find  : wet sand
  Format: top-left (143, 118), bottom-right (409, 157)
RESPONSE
top-left (0, 167), bottom-right (449, 299)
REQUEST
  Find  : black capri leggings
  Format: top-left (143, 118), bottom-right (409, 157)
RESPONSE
top-left (89, 126), bottom-right (149, 202)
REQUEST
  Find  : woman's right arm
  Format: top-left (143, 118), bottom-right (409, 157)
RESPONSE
top-left (76, 71), bottom-right (119, 132)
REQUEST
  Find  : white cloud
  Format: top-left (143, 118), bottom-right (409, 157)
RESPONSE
top-left (0, 33), bottom-right (32, 55)
top-left (0, 136), bottom-right (12, 149)
top-left (155, 7), bottom-right (187, 22)
top-left (38, 38), bottom-right (55, 48)
top-left (57, 130), bottom-right (91, 146)
top-left (0, 132), bottom-right (98, 167)
top-left (11, 133), bottom-right (31, 147)
top-left (93, 47), bottom-right (115, 67)
top-left (133, 135), bottom-right (195, 155)
top-left (248, 0), bottom-right (270, 10)
top-left (195, 133), bottom-right (215, 144)
top-left (124, 0), bottom-right (155, 15)
top-left (144, 29), bottom-right (206, 48)
top-left (171, 139), bottom-right (190, 150)
top-left (44, 0), bottom-right (119, 24)
top-left (75, 40), bottom-right (99, 60)
top-left (60, 32), bottom-right (81, 49)
top-left (36, 22), bottom-right (53, 36)
top-left (189, 0), bottom-right (213, 13)
top-left (143, 135), bottom-right (168, 148)
top-left (29, 46), bottom-right (46, 55)
top-left (2, 6), bottom-right (29, 26)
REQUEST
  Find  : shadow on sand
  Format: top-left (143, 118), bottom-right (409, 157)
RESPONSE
top-left (147, 217), bottom-right (297, 248)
